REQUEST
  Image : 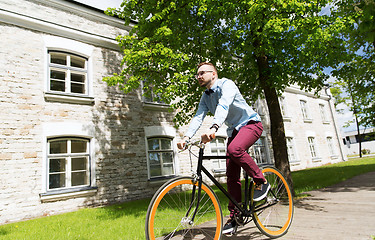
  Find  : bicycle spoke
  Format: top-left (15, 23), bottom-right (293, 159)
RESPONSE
top-left (146, 177), bottom-right (222, 240)
top-left (252, 167), bottom-right (294, 238)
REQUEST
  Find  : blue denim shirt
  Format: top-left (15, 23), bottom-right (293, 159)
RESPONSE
top-left (185, 78), bottom-right (261, 138)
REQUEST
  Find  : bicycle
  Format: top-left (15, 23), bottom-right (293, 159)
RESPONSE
top-left (145, 140), bottom-right (294, 239)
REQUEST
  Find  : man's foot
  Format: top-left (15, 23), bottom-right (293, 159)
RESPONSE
top-left (222, 218), bottom-right (237, 235)
top-left (253, 180), bottom-right (270, 201)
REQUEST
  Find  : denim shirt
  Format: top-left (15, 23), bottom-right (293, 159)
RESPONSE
top-left (185, 78), bottom-right (261, 138)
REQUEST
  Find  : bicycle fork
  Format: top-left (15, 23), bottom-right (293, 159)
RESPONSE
top-left (184, 149), bottom-right (205, 225)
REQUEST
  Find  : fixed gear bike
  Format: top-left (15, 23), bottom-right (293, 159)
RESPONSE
top-left (145, 140), bottom-right (294, 239)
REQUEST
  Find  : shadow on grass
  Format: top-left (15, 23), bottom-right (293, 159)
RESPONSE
top-left (0, 228), bottom-right (9, 236)
top-left (96, 197), bottom-right (151, 220)
top-left (96, 159), bottom-right (375, 221)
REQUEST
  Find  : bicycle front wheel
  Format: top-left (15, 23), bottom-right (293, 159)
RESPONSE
top-left (145, 177), bottom-right (223, 240)
top-left (252, 167), bottom-right (294, 238)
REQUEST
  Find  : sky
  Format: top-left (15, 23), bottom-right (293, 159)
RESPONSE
top-left (73, 0), bottom-right (123, 10)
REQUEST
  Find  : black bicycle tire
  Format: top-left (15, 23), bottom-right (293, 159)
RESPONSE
top-left (145, 176), bottom-right (223, 240)
top-left (251, 166), bottom-right (294, 238)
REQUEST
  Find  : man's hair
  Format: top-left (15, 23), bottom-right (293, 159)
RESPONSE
top-left (197, 62), bottom-right (217, 73)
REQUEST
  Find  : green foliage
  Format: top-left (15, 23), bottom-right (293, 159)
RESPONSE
top-left (331, 58), bottom-right (374, 128)
top-left (103, 0), bottom-right (348, 126)
top-left (330, 0), bottom-right (375, 128)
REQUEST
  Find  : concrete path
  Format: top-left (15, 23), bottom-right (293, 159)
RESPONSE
top-left (223, 171), bottom-right (375, 240)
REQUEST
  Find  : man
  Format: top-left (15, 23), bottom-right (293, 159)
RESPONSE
top-left (177, 62), bottom-right (270, 235)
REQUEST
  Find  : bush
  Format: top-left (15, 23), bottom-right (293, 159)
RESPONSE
top-left (361, 149), bottom-right (371, 155)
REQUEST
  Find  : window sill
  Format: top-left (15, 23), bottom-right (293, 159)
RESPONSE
top-left (283, 117), bottom-right (292, 122)
top-left (44, 92), bottom-right (95, 105)
top-left (312, 157), bottom-right (322, 162)
top-left (148, 175), bottom-right (177, 184)
top-left (40, 187), bottom-right (97, 203)
top-left (142, 102), bottom-right (171, 111)
top-left (290, 160), bottom-right (301, 165)
top-left (212, 169), bottom-right (226, 175)
top-left (303, 119), bottom-right (313, 123)
top-left (323, 121), bottom-right (331, 125)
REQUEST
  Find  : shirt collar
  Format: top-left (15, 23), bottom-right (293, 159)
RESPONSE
top-left (204, 78), bottom-right (219, 95)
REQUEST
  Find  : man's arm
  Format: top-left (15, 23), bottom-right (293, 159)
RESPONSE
top-left (177, 95), bottom-right (208, 149)
top-left (212, 80), bottom-right (237, 127)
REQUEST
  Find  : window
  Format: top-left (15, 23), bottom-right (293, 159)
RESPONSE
top-left (141, 80), bottom-right (166, 104)
top-left (319, 104), bottom-right (329, 123)
top-left (210, 137), bottom-right (227, 171)
top-left (147, 137), bottom-right (175, 178)
top-left (307, 137), bottom-right (317, 158)
top-left (280, 96), bottom-right (291, 121)
top-left (300, 100), bottom-right (311, 121)
top-left (279, 96), bottom-right (287, 116)
top-left (251, 137), bottom-right (268, 165)
top-left (47, 138), bottom-right (90, 190)
top-left (286, 137), bottom-right (298, 163)
top-left (327, 137), bottom-right (336, 156)
top-left (141, 80), bottom-right (170, 110)
top-left (48, 51), bottom-right (88, 95)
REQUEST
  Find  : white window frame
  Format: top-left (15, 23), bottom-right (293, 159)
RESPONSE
top-left (326, 136), bottom-right (337, 157)
top-left (141, 80), bottom-right (170, 111)
top-left (286, 137), bottom-right (299, 163)
top-left (319, 104), bottom-right (330, 124)
top-left (250, 136), bottom-right (269, 165)
top-left (279, 96), bottom-right (291, 121)
top-left (48, 51), bottom-right (88, 95)
top-left (146, 137), bottom-right (176, 179)
top-left (144, 126), bottom-right (178, 180)
top-left (43, 36), bottom-right (94, 105)
top-left (41, 122), bottom-right (96, 202)
top-left (47, 138), bottom-right (90, 191)
top-left (300, 100), bottom-right (312, 122)
top-left (210, 137), bottom-right (227, 173)
top-left (308, 137), bottom-right (319, 159)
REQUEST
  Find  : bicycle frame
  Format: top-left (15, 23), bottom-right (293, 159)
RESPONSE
top-left (188, 146), bottom-right (253, 223)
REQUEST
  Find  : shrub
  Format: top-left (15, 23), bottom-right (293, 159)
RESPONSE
top-left (361, 149), bottom-right (371, 155)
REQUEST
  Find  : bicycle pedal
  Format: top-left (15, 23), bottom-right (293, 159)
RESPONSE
top-left (224, 231), bottom-right (236, 236)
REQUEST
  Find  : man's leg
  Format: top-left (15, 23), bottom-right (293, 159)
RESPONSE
top-left (227, 121), bottom-right (265, 185)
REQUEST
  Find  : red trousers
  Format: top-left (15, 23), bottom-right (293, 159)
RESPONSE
top-left (226, 121), bottom-right (265, 216)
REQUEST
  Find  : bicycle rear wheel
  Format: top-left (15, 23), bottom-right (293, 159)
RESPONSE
top-left (252, 167), bottom-right (294, 238)
top-left (145, 177), bottom-right (223, 240)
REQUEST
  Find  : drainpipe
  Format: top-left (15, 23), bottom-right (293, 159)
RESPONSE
top-left (324, 85), bottom-right (347, 161)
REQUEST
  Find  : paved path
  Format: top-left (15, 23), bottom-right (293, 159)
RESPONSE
top-left (223, 171), bottom-right (375, 240)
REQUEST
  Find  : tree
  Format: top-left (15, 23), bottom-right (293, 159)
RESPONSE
top-left (104, 0), bottom-right (349, 193)
top-left (331, 0), bottom-right (375, 129)
top-left (330, 64), bottom-right (371, 157)
top-left (330, 0), bottom-right (375, 157)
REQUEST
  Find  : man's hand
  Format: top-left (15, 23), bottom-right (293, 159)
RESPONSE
top-left (177, 136), bottom-right (190, 150)
top-left (201, 128), bottom-right (216, 144)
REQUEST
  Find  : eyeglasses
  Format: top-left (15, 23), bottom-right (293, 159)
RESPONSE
top-left (195, 71), bottom-right (213, 79)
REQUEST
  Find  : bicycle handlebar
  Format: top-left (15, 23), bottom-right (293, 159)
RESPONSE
top-left (180, 139), bottom-right (205, 151)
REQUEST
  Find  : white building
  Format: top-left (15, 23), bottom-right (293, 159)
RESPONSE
top-left (342, 127), bottom-right (375, 156)
top-left (0, 0), bottom-right (346, 224)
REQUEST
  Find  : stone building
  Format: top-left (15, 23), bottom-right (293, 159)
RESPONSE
top-left (0, 0), bottom-right (346, 224)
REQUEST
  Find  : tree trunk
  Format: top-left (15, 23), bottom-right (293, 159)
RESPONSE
top-left (355, 114), bottom-right (362, 158)
top-left (256, 55), bottom-right (294, 195)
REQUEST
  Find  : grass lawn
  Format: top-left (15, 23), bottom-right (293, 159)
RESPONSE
top-left (1, 156), bottom-right (375, 240)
